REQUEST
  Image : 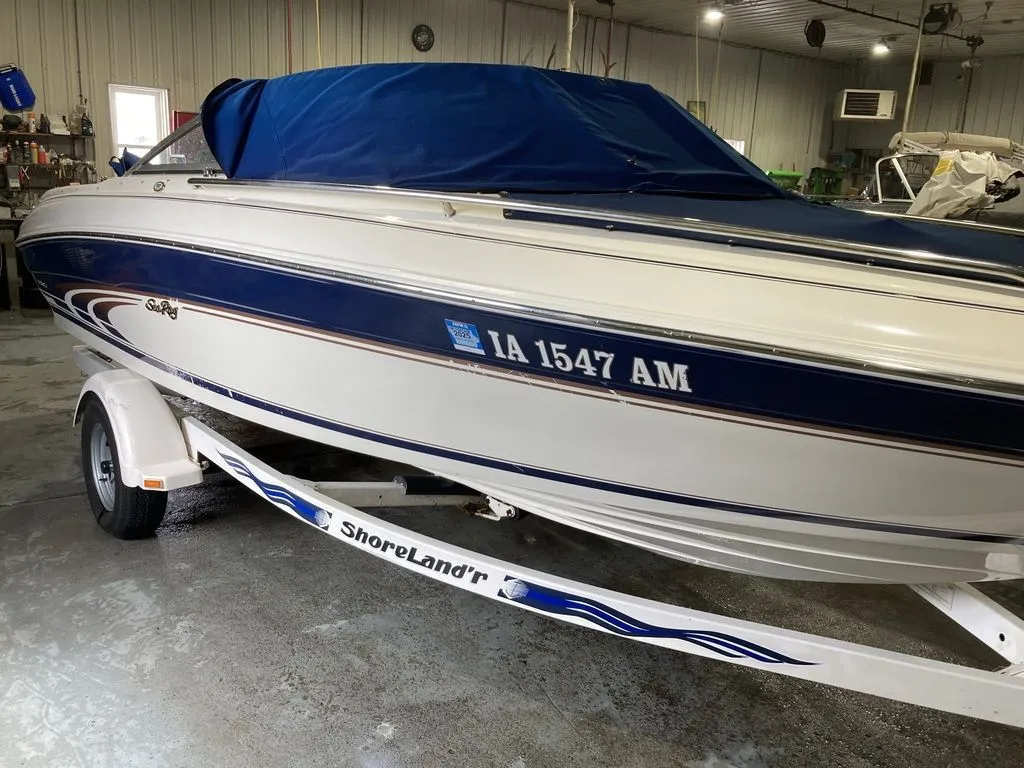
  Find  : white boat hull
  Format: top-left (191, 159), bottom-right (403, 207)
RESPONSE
top-left (18, 180), bottom-right (1024, 583)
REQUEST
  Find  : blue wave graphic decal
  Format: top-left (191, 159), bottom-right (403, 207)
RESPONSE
top-left (52, 289), bottom-right (131, 342)
top-left (499, 577), bottom-right (813, 665)
top-left (91, 298), bottom-right (133, 341)
top-left (220, 453), bottom-right (331, 529)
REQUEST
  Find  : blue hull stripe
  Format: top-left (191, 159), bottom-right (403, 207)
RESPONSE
top-left (21, 235), bottom-right (1024, 460)
top-left (43, 295), bottom-right (1024, 546)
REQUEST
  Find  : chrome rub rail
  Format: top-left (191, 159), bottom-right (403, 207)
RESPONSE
top-left (186, 178), bottom-right (1024, 289)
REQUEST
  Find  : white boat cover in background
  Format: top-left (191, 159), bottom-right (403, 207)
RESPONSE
top-left (890, 131), bottom-right (1024, 157)
top-left (906, 150), bottom-right (1018, 219)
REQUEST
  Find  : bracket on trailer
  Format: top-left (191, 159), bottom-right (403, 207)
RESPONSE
top-left (307, 477), bottom-right (482, 509)
top-left (911, 583), bottom-right (1024, 668)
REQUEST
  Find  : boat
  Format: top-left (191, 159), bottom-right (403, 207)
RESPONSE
top-left (835, 130), bottom-right (1024, 221)
top-left (15, 63), bottom-right (1024, 585)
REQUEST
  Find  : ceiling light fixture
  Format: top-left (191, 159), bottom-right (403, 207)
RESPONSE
top-left (704, 4), bottom-right (724, 24)
top-left (872, 38), bottom-right (891, 56)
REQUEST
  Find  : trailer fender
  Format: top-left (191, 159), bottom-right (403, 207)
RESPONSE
top-left (74, 370), bottom-right (203, 491)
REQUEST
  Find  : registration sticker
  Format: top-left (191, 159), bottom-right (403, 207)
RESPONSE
top-left (444, 319), bottom-right (485, 355)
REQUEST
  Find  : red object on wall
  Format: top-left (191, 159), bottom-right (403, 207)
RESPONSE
top-left (172, 110), bottom-right (198, 130)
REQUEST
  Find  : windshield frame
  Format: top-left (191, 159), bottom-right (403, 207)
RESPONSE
top-left (868, 152), bottom-right (939, 204)
top-left (127, 116), bottom-right (221, 175)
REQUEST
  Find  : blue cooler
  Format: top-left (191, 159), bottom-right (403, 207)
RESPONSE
top-left (0, 64), bottom-right (36, 112)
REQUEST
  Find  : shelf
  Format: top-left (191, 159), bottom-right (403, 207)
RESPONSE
top-left (0, 132), bottom-right (93, 140)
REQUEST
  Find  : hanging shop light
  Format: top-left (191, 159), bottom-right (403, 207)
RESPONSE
top-left (704, 3), bottom-right (724, 24)
top-left (872, 37), bottom-right (892, 56)
top-left (922, 3), bottom-right (954, 35)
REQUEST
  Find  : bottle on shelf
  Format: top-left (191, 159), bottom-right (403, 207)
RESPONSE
top-left (30, 141), bottom-right (38, 164)
top-left (27, 112), bottom-right (36, 133)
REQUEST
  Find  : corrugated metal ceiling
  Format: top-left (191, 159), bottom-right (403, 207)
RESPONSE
top-left (517, 0), bottom-right (1024, 60)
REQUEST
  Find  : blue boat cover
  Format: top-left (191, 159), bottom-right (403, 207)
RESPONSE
top-left (200, 62), bottom-right (1024, 270)
top-left (201, 63), bottom-right (785, 197)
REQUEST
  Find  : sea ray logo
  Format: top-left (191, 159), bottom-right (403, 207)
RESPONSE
top-left (219, 453), bottom-right (331, 529)
top-left (146, 298), bottom-right (179, 320)
top-left (499, 577), bottom-right (814, 665)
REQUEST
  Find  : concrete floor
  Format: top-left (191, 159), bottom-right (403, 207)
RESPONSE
top-left (2, 315), bottom-right (1023, 768)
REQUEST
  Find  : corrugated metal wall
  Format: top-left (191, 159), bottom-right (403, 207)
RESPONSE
top-left (965, 58), bottom-right (1024, 138)
top-left (750, 52), bottom-right (851, 172)
top-left (4, 0), bottom-right (80, 133)
top-left (3, 0), bottom-right (848, 175)
top-left (847, 56), bottom-right (1024, 149)
top-left (623, 27), bottom-right (848, 171)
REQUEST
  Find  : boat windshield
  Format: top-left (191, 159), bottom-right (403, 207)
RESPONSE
top-left (130, 117), bottom-right (222, 175)
top-left (865, 153), bottom-right (938, 202)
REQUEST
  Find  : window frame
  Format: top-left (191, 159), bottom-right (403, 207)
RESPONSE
top-left (108, 83), bottom-right (171, 158)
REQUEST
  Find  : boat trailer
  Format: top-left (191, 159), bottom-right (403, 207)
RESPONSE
top-left (71, 346), bottom-right (1024, 729)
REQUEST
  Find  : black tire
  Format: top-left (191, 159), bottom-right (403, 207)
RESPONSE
top-left (80, 398), bottom-right (168, 539)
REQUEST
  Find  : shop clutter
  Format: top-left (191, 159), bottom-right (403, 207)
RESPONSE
top-left (2, 113), bottom-right (55, 165)
top-left (2, 102), bottom-right (97, 216)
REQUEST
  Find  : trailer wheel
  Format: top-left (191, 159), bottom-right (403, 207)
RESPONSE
top-left (80, 399), bottom-right (168, 539)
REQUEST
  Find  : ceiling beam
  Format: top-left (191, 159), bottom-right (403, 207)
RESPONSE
top-left (804, 0), bottom-right (969, 42)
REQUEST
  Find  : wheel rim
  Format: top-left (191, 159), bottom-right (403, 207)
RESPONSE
top-left (89, 423), bottom-right (116, 512)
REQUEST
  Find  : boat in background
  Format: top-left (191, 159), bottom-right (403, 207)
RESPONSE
top-left (16, 63), bottom-right (1024, 584)
top-left (835, 130), bottom-right (1024, 223)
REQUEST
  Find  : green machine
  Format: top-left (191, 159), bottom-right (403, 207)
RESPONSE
top-left (765, 169), bottom-right (803, 190)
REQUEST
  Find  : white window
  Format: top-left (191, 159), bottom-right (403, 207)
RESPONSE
top-left (724, 138), bottom-right (746, 156)
top-left (108, 84), bottom-right (169, 157)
